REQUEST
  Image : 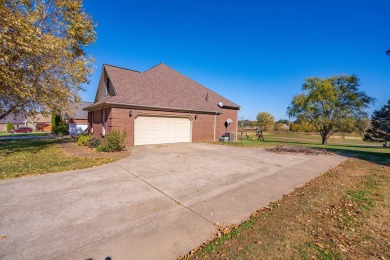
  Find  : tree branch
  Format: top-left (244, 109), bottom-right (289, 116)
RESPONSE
top-left (0, 105), bottom-right (18, 121)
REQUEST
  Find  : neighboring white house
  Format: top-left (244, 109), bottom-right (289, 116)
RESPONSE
top-left (66, 101), bottom-right (92, 135)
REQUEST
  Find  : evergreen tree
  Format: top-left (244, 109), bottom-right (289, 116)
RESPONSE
top-left (363, 100), bottom-right (390, 147)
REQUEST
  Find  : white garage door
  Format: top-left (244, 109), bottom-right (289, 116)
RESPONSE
top-left (69, 123), bottom-right (88, 135)
top-left (135, 116), bottom-right (192, 146)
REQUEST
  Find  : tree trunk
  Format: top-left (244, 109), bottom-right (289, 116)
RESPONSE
top-left (320, 127), bottom-right (332, 145)
top-left (321, 135), bottom-right (328, 145)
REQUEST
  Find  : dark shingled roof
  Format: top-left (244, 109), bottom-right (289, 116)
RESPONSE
top-left (67, 101), bottom-right (93, 119)
top-left (87, 63), bottom-right (239, 112)
top-left (0, 113), bottom-right (26, 124)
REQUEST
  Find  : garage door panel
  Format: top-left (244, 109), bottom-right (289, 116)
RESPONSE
top-left (135, 116), bottom-right (191, 146)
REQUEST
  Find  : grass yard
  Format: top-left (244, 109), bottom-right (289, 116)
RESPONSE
top-left (227, 132), bottom-right (389, 165)
top-left (0, 138), bottom-right (116, 179)
top-left (188, 133), bottom-right (390, 259)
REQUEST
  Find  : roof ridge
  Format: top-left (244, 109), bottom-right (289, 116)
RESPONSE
top-left (143, 62), bottom-right (165, 73)
top-left (104, 64), bottom-right (141, 73)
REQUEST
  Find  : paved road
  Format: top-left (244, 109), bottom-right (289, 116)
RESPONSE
top-left (0, 143), bottom-right (345, 260)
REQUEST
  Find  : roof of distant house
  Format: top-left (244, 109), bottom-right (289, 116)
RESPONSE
top-left (86, 63), bottom-right (239, 113)
top-left (26, 114), bottom-right (51, 123)
top-left (67, 101), bottom-right (93, 119)
top-left (0, 113), bottom-right (26, 124)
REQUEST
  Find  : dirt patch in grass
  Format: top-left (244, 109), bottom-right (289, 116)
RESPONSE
top-left (265, 145), bottom-right (330, 155)
top-left (0, 138), bottom-right (118, 179)
top-left (185, 159), bottom-right (390, 260)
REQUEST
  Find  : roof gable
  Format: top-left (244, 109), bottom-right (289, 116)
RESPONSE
top-left (94, 66), bottom-right (129, 102)
top-left (90, 63), bottom-right (239, 112)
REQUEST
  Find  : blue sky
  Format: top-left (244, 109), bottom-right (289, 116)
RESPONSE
top-left (82, 0), bottom-right (390, 121)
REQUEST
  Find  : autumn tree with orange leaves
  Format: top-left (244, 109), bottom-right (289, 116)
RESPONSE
top-left (0, 0), bottom-right (96, 119)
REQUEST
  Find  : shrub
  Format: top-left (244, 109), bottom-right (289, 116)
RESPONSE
top-left (97, 130), bottom-right (126, 152)
top-left (77, 134), bottom-right (91, 146)
top-left (54, 123), bottom-right (68, 135)
top-left (6, 122), bottom-right (13, 131)
top-left (87, 137), bottom-right (101, 148)
top-left (51, 114), bottom-right (68, 135)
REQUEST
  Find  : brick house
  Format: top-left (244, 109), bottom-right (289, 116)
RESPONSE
top-left (85, 63), bottom-right (240, 146)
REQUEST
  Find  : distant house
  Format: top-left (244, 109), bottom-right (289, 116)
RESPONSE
top-left (281, 124), bottom-right (290, 131)
top-left (0, 113), bottom-right (26, 131)
top-left (66, 101), bottom-right (93, 135)
top-left (85, 63), bottom-right (240, 146)
top-left (26, 114), bottom-right (52, 131)
top-left (0, 113), bottom-right (52, 131)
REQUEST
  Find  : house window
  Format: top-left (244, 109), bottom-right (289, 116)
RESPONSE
top-left (106, 78), bottom-right (110, 95)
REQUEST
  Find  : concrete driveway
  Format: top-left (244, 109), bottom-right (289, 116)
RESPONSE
top-left (0, 143), bottom-right (345, 260)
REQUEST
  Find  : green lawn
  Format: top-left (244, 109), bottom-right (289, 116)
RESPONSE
top-left (0, 137), bottom-right (115, 179)
top-left (0, 131), bottom-right (49, 137)
top-left (226, 132), bottom-right (389, 164)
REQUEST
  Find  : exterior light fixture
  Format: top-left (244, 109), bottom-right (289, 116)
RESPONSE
top-left (195, 114), bottom-right (198, 120)
top-left (129, 111), bottom-right (132, 117)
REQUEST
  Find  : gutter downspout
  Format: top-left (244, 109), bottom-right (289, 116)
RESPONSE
top-left (91, 111), bottom-right (94, 133)
top-left (213, 113), bottom-right (217, 142)
top-left (102, 108), bottom-right (106, 136)
top-left (235, 115), bottom-right (238, 141)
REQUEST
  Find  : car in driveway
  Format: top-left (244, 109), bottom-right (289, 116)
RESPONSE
top-left (9, 127), bottom-right (33, 133)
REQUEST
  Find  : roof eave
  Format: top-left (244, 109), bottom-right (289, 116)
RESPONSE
top-left (221, 105), bottom-right (240, 110)
top-left (83, 102), bottom-right (222, 114)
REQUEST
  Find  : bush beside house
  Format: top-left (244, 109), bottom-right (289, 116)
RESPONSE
top-left (6, 122), bottom-right (13, 131)
top-left (77, 134), bottom-right (91, 146)
top-left (76, 130), bottom-right (126, 152)
top-left (97, 130), bottom-right (127, 152)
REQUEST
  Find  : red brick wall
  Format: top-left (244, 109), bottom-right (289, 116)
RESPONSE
top-left (108, 108), bottom-right (134, 146)
top-left (89, 107), bottom-right (238, 146)
top-left (192, 113), bottom-right (215, 143)
top-left (91, 109), bottom-right (103, 138)
top-left (216, 108), bottom-right (238, 141)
